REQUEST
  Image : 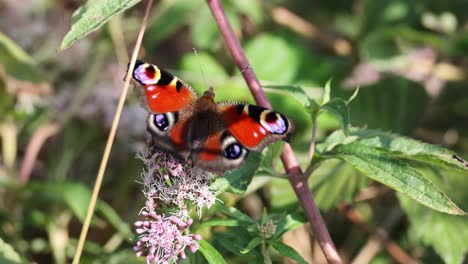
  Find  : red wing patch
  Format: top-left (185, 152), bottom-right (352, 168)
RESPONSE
top-left (132, 60), bottom-right (197, 113)
top-left (219, 104), bottom-right (269, 149)
top-left (144, 83), bottom-right (195, 113)
top-left (168, 119), bottom-right (188, 151)
top-left (198, 133), bottom-right (222, 161)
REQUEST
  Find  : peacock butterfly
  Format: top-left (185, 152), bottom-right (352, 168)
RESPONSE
top-left (129, 60), bottom-right (294, 174)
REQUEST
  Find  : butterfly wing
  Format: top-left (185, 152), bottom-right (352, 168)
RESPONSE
top-left (131, 61), bottom-right (198, 160)
top-left (218, 103), bottom-right (294, 152)
top-left (192, 102), bottom-right (294, 174)
top-left (131, 60), bottom-right (198, 113)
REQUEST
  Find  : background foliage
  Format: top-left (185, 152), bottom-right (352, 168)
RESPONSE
top-left (0, 0), bottom-right (467, 263)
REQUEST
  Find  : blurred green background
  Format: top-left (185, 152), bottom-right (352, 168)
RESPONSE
top-left (0, 0), bottom-right (467, 263)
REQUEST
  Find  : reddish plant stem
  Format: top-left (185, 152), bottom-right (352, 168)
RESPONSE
top-left (207, 1), bottom-right (342, 263)
top-left (19, 122), bottom-right (60, 184)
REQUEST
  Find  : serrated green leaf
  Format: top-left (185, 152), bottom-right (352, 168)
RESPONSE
top-left (0, 237), bottom-right (22, 264)
top-left (268, 241), bottom-right (308, 264)
top-left (210, 152), bottom-right (261, 195)
top-left (240, 237), bottom-right (262, 254)
top-left (318, 128), bottom-right (468, 174)
top-left (400, 194), bottom-right (468, 263)
top-left (320, 99), bottom-right (350, 135)
top-left (397, 167), bottom-right (468, 263)
top-left (328, 142), bottom-right (465, 215)
top-left (198, 240), bottom-right (227, 264)
top-left (59, 0), bottom-right (142, 50)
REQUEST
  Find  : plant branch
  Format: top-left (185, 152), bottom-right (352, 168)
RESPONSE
top-left (308, 118), bottom-right (318, 161)
top-left (207, 1), bottom-right (342, 263)
top-left (71, 1), bottom-right (154, 263)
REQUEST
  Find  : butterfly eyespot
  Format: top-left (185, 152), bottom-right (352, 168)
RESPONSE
top-left (154, 114), bottom-right (169, 131)
top-left (133, 63), bottom-right (159, 85)
top-left (223, 143), bottom-right (243, 159)
top-left (147, 113), bottom-right (177, 136)
top-left (260, 111), bottom-right (288, 134)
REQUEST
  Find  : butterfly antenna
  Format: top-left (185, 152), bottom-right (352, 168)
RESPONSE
top-left (193, 48), bottom-right (210, 89)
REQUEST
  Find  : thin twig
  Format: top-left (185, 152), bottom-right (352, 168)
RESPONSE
top-left (18, 122), bottom-right (60, 184)
top-left (18, 41), bottom-right (108, 185)
top-left (271, 6), bottom-right (352, 56)
top-left (206, 1), bottom-right (342, 263)
top-left (339, 204), bottom-right (418, 264)
top-left (71, 1), bottom-right (154, 263)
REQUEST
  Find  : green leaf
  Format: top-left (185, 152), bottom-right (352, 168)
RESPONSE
top-left (213, 228), bottom-right (258, 257)
top-left (257, 142), bottom-right (284, 174)
top-left (230, 0), bottom-right (263, 23)
top-left (245, 34), bottom-right (300, 83)
top-left (268, 240), bottom-right (308, 264)
top-left (320, 99), bottom-right (350, 135)
top-left (262, 84), bottom-right (319, 110)
top-left (0, 237), bottom-right (22, 264)
top-left (62, 182), bottom-right (91, 221)
top-left (146, 0), bottom-right (203, 47)
top-left (97, 201), bottom-right (132, 238)
top-left (347, 86), bottom-right (360, 103)
top-left (271, 213), bottom-right (307, 240)
top-left (59, 0), bottom-right (142, 50)
top-left (318, 128), bottom-right (468, 174)
top-left (326, 142), bottom-right (465, 215)
top-left (310, 159), bottom-right (368, 210)
top-left (194, 219), bottom-right (242, 231)
top-left (215, 203), bottom-right (255, 224)
top-left (397, 168), bottom-right (468, 263)
top-left (198, 240), bottom-right (227, 264)
top-left (322, 79), bottom-right (332, 105)
top-left (343, 77), bottom-right (428, 135)
top-left (0, 32), bottom-right (45, 82)
top-left (190, 5), bottom-right (240, 50)
top-left (179, 52), bottom-right (228, 94)
top-left (210, 152), bottom-right (261, 195)
top-left (240, 237), bottom-right (262, 254)
top-left (191, 5), bottom-right (223, 49)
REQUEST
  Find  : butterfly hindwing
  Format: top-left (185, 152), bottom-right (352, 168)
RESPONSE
top-left (218, 103), bottom-right (294, 152)
top-left (146, 112), bottom-right (190, 161)
top-left (190, 130), bottom-right (249, 174)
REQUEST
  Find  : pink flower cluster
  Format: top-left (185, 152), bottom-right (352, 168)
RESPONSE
top-left (138, 150), bottom-right (216, 215)
top-left (134, 208), bottom-right (201, 264)
top-left (134, 149), bottom-right (216, 263)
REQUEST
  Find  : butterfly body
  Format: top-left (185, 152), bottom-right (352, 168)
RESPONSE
top-left (130, 60), bottom-right (294, 174)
